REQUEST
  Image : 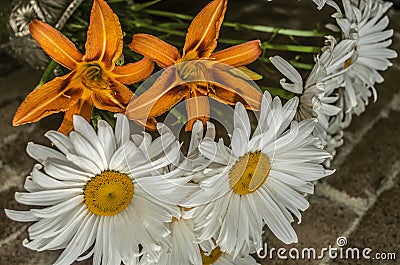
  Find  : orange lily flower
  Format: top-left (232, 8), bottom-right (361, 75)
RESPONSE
top-left (126, 0), bottom-right (262, 131)
top-left (13, 0), bottom-right (154, 134)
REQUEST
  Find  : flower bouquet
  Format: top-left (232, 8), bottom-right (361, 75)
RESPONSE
top-left (4, 0), bottom-right (397, 264)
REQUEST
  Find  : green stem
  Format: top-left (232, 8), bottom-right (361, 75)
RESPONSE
top-left (99, 110), bottom-right (117, 128)
top-left (141, 9), bottom-right (328, 37)
top-left (223, 22), bottom-right (328, 38)
top-left (261, 87), bottom-right (296, 100)
top-left (37, 60), bottom-right (59, 88)
top-left (136, 23), bottom-right (186, 37)
top-left (141, 8), bottom-right (192, 21)
top-left (288, 60), bottom-right (313, 70)
top-left (137, 23), bottom-right (322, 53)
top-left (259, 57), bottom-right (314, 71)
top-left (261, 42), bottom-right (321, 53)
top-left (130, 0), bottom-right (163, 12)
top-left (92, 109), bottom-right (116, 128)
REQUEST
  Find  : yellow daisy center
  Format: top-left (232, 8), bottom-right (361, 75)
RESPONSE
top-left (228, 151), bottom-right (271, 195)
top-left (84, 170), bottom-right (134, 216)
top-left (201, 246), bottom-right (223, 265)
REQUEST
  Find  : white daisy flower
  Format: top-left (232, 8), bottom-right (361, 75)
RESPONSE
top-left (328, 87), bottom-right (353, 134)
top-left (9, 3), bottom-right (39, 37)
top-left (5, 114), bottom-right (190, 265)
top-left (331, 0), bottom-right (397, 113)
top-left (351, 78), bottom-right (371, 116)
top-left (139, 208), bottom-right (259, 265)
top-left (313, 0), bottom-right (341, 11)
top-left (185, 92), bottom-right (333, 257)
top-left (324, 131), bottom-right (344, 168)
top-left (269, 37), bottom-right (354, 145)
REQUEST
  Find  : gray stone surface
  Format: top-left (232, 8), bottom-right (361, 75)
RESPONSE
top-left (331, 176), bottom-right (400, 265)
top-left (326, 111), bottom-right (400, 199)
top-left (257, 195), bottom-right (358, 265)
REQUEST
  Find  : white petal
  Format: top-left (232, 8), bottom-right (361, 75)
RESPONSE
top-left (15, 189), bottom-right (82, 206)
top-left (270, 56), bottom-right (303, 93)
top-left (44, 159), bottom-right (91, 182)
top-left (45, 130), bottom-right (75, 154)
top-left (231, 128), bottom-right (248, 158)
top-left (199, 139), bottom-right (230, 165)
top-left (234, 103), bottom-right (251, 139)
top-left (188, 120), bottom-right (204, 155)
top-left (5, 209), bottom-right (39, 222)
top-left (97, 120), bottom-right (117, 165)
top-left (114, 114), bottom-right (130, 148)
top-left (31, 195), bottom-right (83, 218)
top-left (69, 131), bottom-right (107, 171)
top-left (53, 212), bottom-right (96, 265)
top-left (66, 153), bottom-right (102, 175)
top-left (72, 116), bottom-right (108, 166)
top-left (27, 142), bottom-right (65, 164)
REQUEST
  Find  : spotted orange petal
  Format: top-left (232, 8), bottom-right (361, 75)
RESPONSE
top-left (112, 58), bottom-right (154, 85)
top-left (185, 87), bottom-right (210, 131)
top-left (197, 67), bottom-right (262, 110)
top-left (29, 20), bottom-right (83, 70)
top-left (92, 79), bottom-right (134, 112)
top-left (211, 40), bottom-right (261, 67)
top-left (126, 68), bottom-right (189, 120)
top-left (58, 90), bottom-right (93, 135)
top-left (129, 34), bottom-right (180, 68)
top-left (84, 0), bottom-right (123, 70)
top-left (183, 0), bottom-right (227, 59)
top-left (13, 72), bottom-right (83, 126)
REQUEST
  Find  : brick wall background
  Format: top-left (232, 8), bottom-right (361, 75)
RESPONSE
top-left (0, 1), bottom-right (398, 264)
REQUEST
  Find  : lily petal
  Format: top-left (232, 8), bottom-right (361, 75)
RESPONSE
top-left (235, 66), bottom-right (263, 80)
top-left (185, 88), bottom-right (210, 131)
top-left (197, 67), bottom-right (262, 110)
top-left (58, 90), bottom-right (94, 135)
top-left (84, 0), bottom-right (123, 70)
top-left (134, 118), bottom-right (158, 131)
top-left (92, 79), bottom-right (134, 112)
top-left (112, 58), bottom-right (154, 85)
top-left (13, 72), bottom-right (83, 126)
top-left (183, 0), bottom-right (227, 59)
top-left (126, 68), bottom-right (189, 120)
top-left (29, 20), bottom-right (83, 70)
top-left (129, 34), bottom-right (180, 68)
top-left (211, 40), bottom-right (261, 67)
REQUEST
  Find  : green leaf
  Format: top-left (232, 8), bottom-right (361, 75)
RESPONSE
top-left (36, 60), bottom-right (59, 88)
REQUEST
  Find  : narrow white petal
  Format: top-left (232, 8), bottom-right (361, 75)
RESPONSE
top-left (97, 120), bottom-right (117, 165)
top-left (45, 130), bottom-right (75, 154)
top-left (234, 103), bottom-right (251, 139)
top-left (5, 209), bottom-right (39, 222)
top-left (270, 56), bottom-right (303, 93)
top-left (15, 189), bottom-right (82, 206)
top-left (115, 114), bottom-right (130, 148)
top-left (27, 142), bottom-right (65, 164)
